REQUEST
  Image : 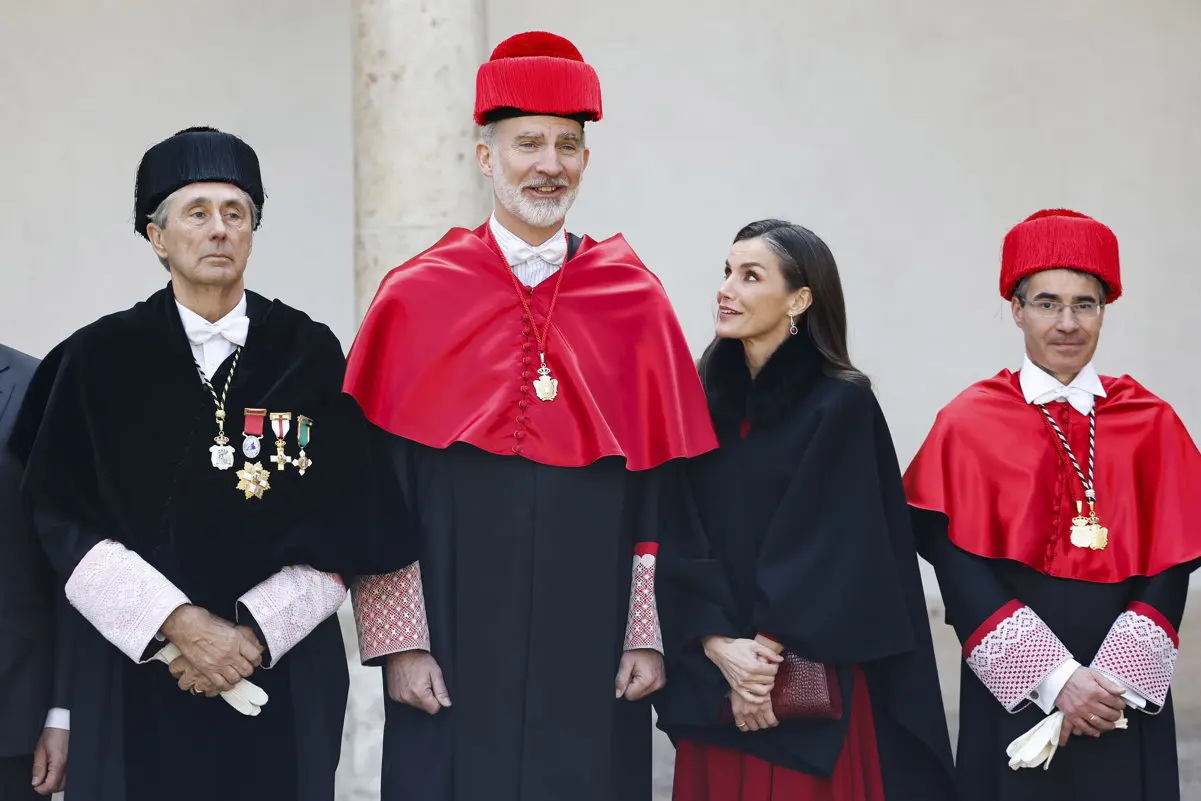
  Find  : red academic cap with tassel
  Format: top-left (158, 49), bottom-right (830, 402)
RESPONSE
top-left (999, 209), bottom-right (1122, 301)
top-left (474, 31), bottom-right (603, 126)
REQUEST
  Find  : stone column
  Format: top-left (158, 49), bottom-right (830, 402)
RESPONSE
top-left (352, 0), bottom-right (491, 320)
top-left (340, 3), bottom-right (488, 800)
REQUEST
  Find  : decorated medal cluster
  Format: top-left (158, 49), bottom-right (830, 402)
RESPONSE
top-left (211, 407), bottom-right (314, 499)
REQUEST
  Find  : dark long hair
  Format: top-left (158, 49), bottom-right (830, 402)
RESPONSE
top-left (700, 218), bottom-right (869, 387)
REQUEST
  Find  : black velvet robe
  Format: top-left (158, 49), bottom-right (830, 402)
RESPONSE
top-left (373, 437), bottom-right (677, 801)
top-left (13, 286), bottom-right (413, 801)
top-left (654, 332), bottom-right (957, 800)
top-left (915, 511), bottom-right (1195, 801)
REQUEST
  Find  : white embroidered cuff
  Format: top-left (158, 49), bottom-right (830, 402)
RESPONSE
top-left (963, 602), bottom-right (1073, 712)
top-left (237, 566), bottom-right (347, 668)
top-left (351, 562), bottom-right (430, 663)
top-left (624, 544), bottom-right (663, 653)
top-left (64, 540), bottom-right (190, 663)
top-left (1090, 604), bottom-right (1179, 710)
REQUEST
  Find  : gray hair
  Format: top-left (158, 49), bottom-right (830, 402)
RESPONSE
top-left (1013, 270), bottom-right (1109, 304)
top-left (479, 122), bottom-right (498, 149)
top-left (147, 187), bottom-right (259, 271)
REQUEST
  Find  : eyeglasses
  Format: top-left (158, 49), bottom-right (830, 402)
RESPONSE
top-left (1018, 298), bottom-right (1104, 319)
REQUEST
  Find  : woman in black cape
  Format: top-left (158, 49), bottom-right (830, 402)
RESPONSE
top-left (655, 220), bottom-right (956, 801)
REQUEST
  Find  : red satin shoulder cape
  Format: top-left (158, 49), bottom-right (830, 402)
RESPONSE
top-left (344, 224), bottom-right (718, 470)
top-left (904, 370), bottom-right (1201, 582)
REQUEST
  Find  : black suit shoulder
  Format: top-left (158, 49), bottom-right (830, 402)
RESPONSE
top-left (0, 344), bottom-right (39, 388)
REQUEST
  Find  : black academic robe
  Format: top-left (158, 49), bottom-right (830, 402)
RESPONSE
top-left (12, 286), bottom-right (413, 801)
top-left (373, 438), bottom-right (672, 801)
top-left (655, 333), bottom-right (958, 800)
top-left (914, 514), bottom-right (1194, 801)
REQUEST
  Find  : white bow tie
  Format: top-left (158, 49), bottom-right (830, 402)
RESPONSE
top-left (507, 236), bottom-right (566, 268)
top-left (1033, 384), bottom-right (1096, 416)
top-left (506, 237), bottom-right (562, 266)
top-left (183, 315), bottom-right (249, 348)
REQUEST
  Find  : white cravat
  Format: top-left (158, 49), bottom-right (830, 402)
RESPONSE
top-left (488, 214), bottom-right (567, 288)
top-left (1019, 356), bottom-right (1106, 416)
top-left (176, 294), bottom-right (249, 380)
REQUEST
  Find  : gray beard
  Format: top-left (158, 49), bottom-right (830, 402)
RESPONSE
top-left (492, 158), bottom-right (578, 229)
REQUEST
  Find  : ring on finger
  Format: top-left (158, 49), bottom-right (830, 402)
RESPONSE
top-left (736, 721), bottom-right (748, 729)
top-left (1088, 713), bottom-right (1098, 723)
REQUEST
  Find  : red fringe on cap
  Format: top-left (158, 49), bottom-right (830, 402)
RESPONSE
top-left (1000, 208), bottom-right (1122, 301)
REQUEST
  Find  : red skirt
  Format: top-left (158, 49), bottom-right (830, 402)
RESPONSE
top-left (672, 668), bottom-right (885, 801)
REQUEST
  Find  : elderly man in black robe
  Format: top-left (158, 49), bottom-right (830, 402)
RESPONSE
top-left (13, 126), bottom-right (412, 801)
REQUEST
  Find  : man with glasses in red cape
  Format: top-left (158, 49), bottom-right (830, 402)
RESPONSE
top-left (906, 209), bottom-right (1201, 801)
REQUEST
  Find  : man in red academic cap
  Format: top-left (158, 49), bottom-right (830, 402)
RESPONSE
top-left (344, 31), bottom-right (717, 801)
top-left (905, 209), bottom-right (1201, 800)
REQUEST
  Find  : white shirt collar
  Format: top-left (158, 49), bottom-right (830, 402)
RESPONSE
top-left (488, 214), bottom-right (567, 268)
top-left (1019, 355), bottom-right (1106, 416)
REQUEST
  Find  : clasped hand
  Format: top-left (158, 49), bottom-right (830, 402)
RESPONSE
top-left (702, 635), bottom-right (782, 703)
top-left (162, 605), bottom-right (264, 695)
top-left (1054, 666), bottom-right (1127, 746)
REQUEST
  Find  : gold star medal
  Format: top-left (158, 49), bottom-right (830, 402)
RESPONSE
top-left (236, 461), bottom-right (271, 499)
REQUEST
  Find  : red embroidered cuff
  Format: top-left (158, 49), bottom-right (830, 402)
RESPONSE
top-left (351, 562), bottom-right (430, 663)
top-left (963, 602), bottom-right (1072, 712)
top-left (1090, 603), bottom-right (1179, 709)
top-left (625, 543), bottom-right (662, 653)
top-left (238, 567), bottom-right (346, 668)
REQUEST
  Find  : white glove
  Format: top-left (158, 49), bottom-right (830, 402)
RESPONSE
top-left (152, 643), bottom-right (270, 716)
top-left (1007, 710), bottom-right (1128, 771)
top-left (1006, 711), bottom-right (1064, 770)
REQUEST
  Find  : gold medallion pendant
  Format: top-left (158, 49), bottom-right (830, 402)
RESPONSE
top-left (196, 349), bottom-right (242, 471)
top-left (533, 355), bottom-right (559, 402)
top-left (236, 461), bottom-right (271, 499)
top-left (1068, 501), bottom-right (1108, 551)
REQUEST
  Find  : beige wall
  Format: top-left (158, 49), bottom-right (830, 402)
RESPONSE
top-left (0, 0), bottom-right (359, 356)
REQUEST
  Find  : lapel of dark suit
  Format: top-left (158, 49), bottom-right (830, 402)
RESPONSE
top-left (0, 354), bottom-right (13, 430)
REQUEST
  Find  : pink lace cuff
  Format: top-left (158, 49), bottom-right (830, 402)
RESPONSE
top-left (963, 600), bottom-right (1073, 712)
top-left (1090, 602), bottom-right (1179, 710)
top-left (64, 540), bottom-right (190, 663)
top-left (351, 562), bottom-right (430, 663)
top-left (237, 566), bottom-right (347, 668)
top-left (624, 543), bottom-right (662, 653)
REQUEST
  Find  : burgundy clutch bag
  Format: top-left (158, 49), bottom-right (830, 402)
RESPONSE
top-left (720, 651), bottom-right (842, 724)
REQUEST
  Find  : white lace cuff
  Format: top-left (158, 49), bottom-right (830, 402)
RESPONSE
top-left (64, 540), bottom-right (190, 663)
top-left (624, 543), bottom-right (662, 653)
top-left (351, 562), bottom-right (430, 663)
top-left (963, 601), bottom-right (1073, 712)
top-left (237, 566), bottom-right (347, 668)
top-left (1090, 602), bottom-right (1179, 710)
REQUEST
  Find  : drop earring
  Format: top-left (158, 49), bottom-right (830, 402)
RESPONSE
top-left (789, 314), bottom-right (798, 336)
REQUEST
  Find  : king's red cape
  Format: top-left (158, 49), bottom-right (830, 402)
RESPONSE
top-left (344, 224), bottom-right (718, 470)
top-left (904, 370), bottom-right (1201, 582)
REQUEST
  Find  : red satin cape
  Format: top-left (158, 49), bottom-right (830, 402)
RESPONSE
top-left (904, 370), bottom-right (1201, 582)
top-left (344, 224), bottom-right (717, 470)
